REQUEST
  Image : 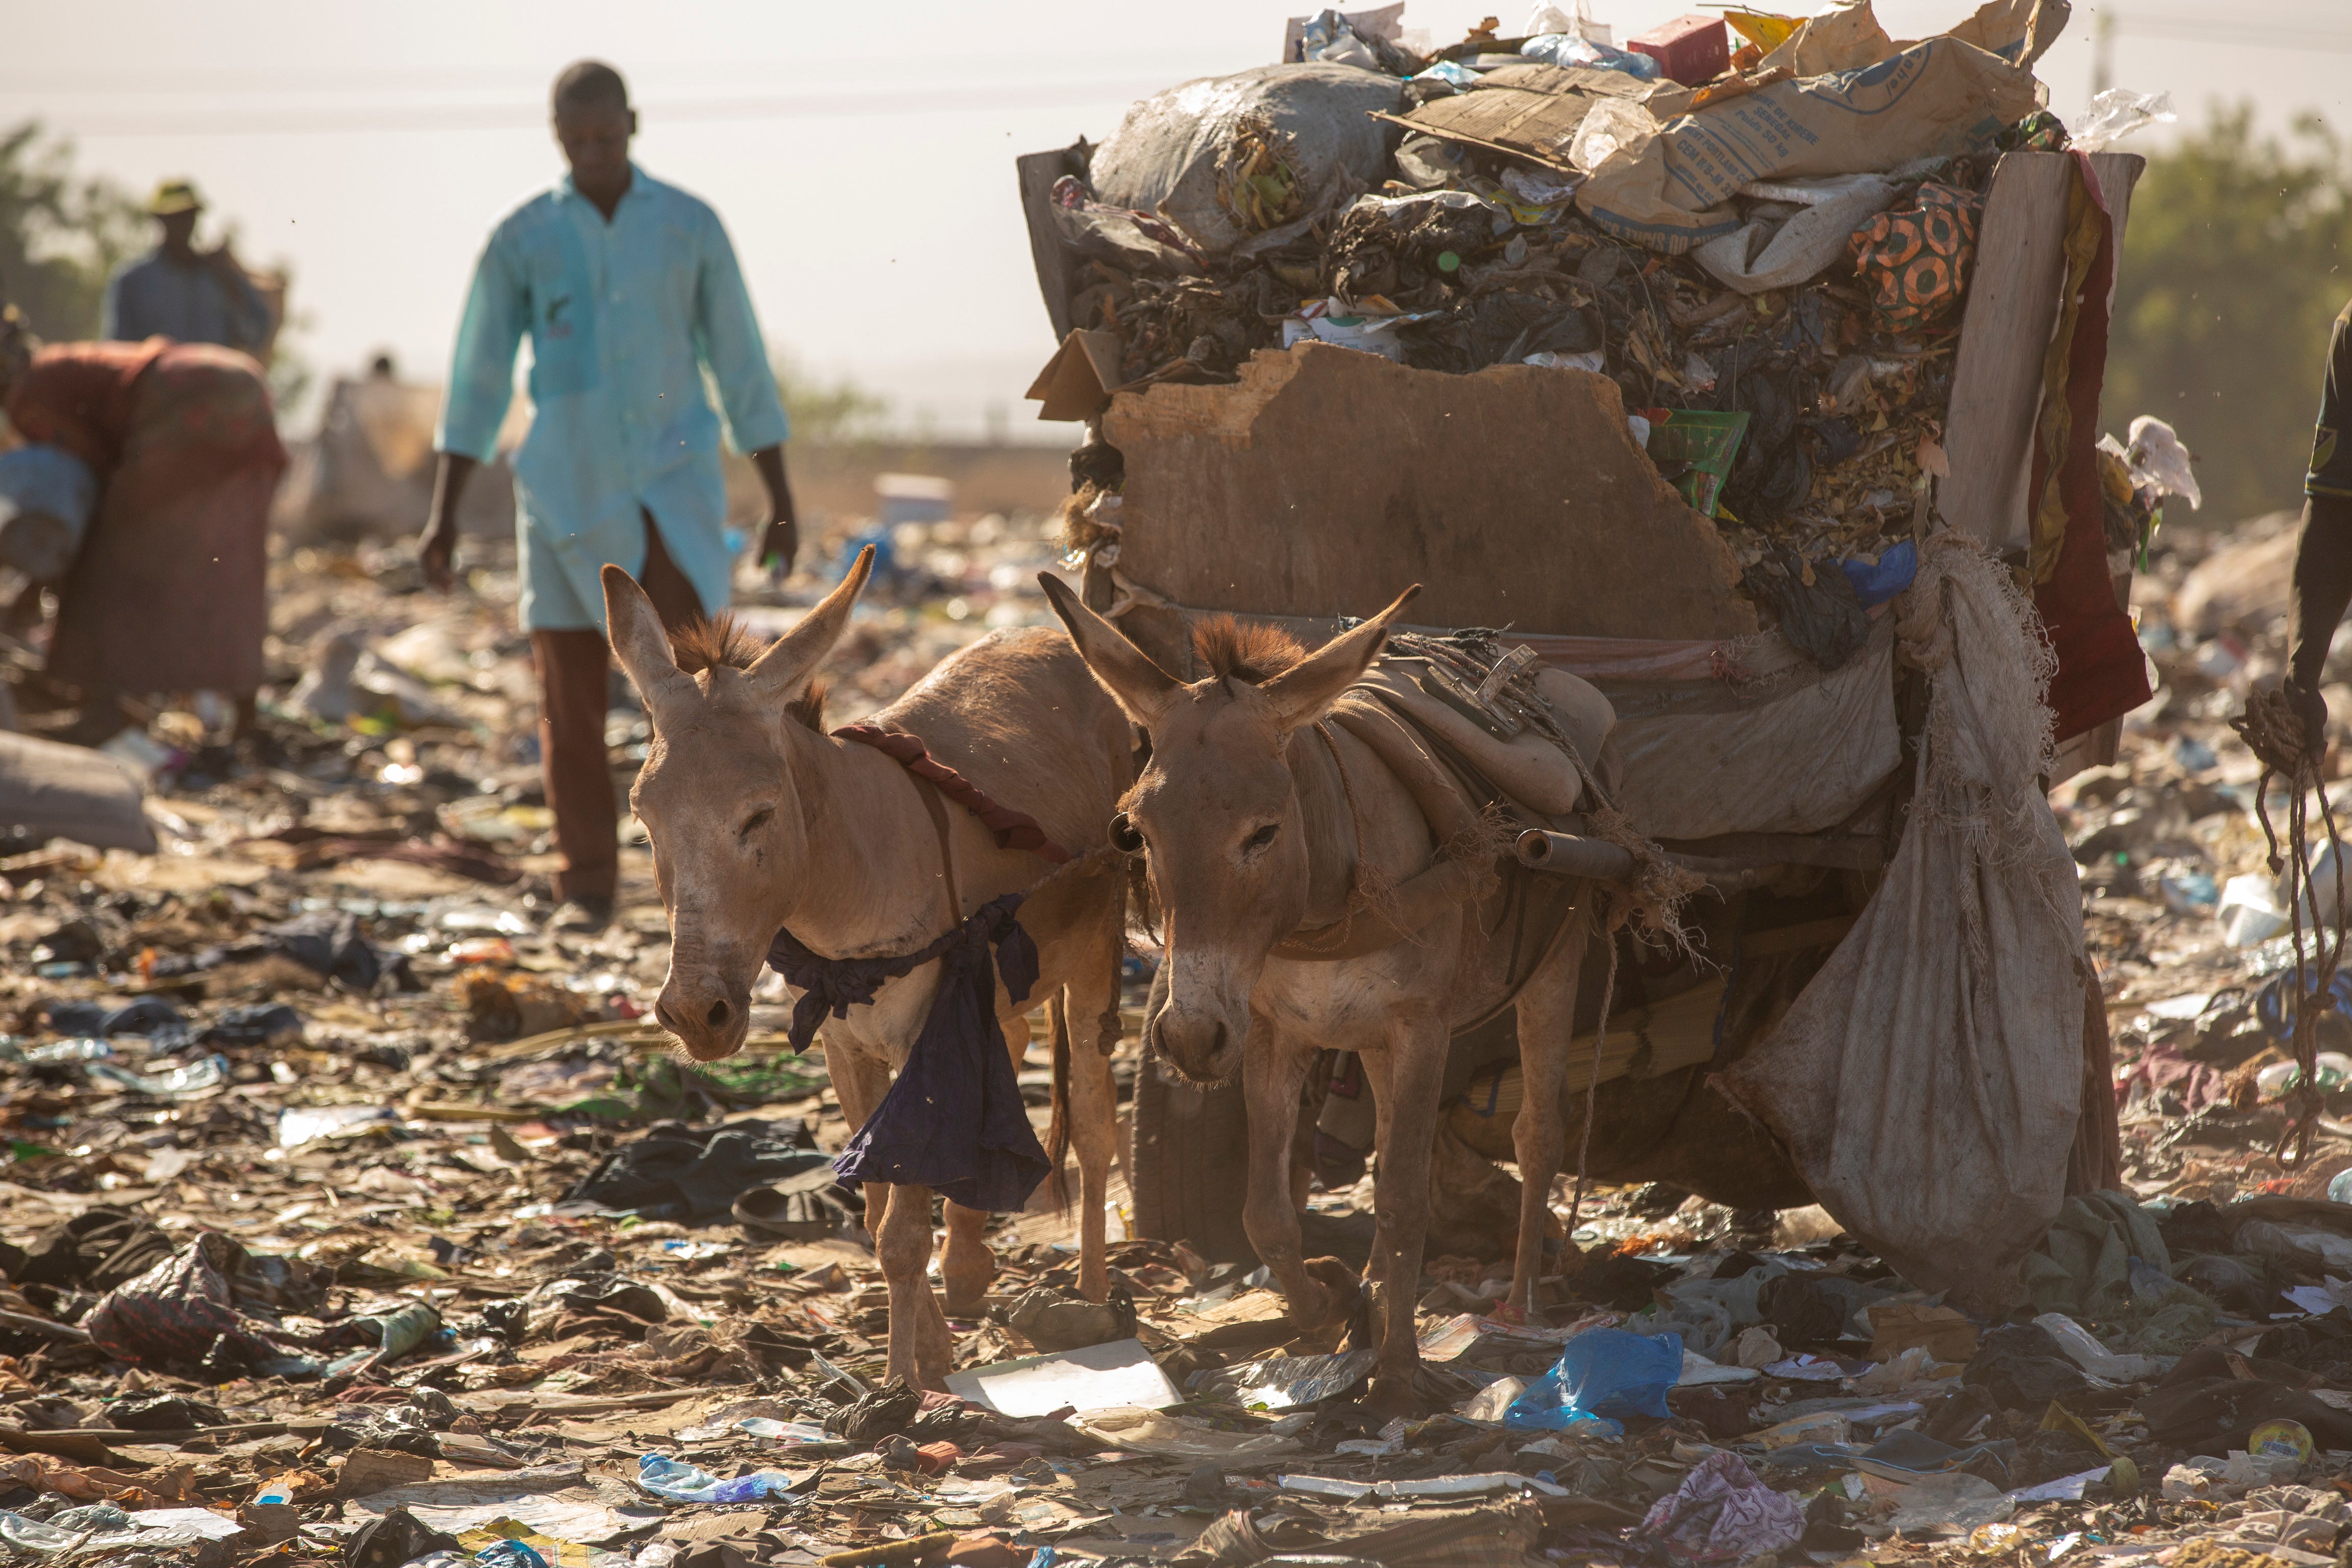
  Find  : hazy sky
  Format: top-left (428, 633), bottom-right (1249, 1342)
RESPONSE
top-left (13, 1), bottom-right (2351, 441)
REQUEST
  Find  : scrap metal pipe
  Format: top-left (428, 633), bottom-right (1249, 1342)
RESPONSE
top-left (1514, 829), bottom-right (1638, 879)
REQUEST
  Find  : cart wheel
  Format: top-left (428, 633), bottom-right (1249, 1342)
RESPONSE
top-left (1124, 965), bottom-right (1257, 1264)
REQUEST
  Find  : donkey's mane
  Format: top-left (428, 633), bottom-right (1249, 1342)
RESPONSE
top-left (671, 614), bottom-right (764, 673)
top-left (1191, 615), bottom-right (1306, 684)
top-left (669, 613), bottom-right (827, 732)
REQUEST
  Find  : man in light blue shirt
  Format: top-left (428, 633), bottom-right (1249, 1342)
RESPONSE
top-left (421, 59), bottom-right (799, 932)
top-left (103, 179), bottom-right (273, 356)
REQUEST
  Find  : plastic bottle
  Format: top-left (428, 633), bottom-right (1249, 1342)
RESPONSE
top-left (2250, 1418), bottom-right (2314, 1466)
top-left (2257, 1054), bottom-right (2352, 1099)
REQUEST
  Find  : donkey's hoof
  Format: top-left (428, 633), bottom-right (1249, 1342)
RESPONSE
top-left (1364, 1371), bottom-right (1434, 1419)
top-left (1304, 1257), bottom-right (1362, 1321)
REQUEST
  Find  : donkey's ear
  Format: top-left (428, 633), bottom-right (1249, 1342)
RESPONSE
top-left (744, 545), bottom-right (874, 703)
top-left (603, 565), bottom-right (696, 727)
top-left (1039, 571), bottom-right (1180, 729)
top-left (1259, 584), bottom-right (1420, 732)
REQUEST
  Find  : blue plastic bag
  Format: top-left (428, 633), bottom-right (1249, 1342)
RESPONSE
top-left (1835, 537), bottom-right (1918, 608)
top-left (473, 1542), bottom-right (549, 1568)
top-left (1504, 1328), bottom-right (1682, 1435)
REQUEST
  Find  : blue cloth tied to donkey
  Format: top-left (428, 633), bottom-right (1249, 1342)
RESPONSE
top-left (765, 892), bottom-right (1050, 1214)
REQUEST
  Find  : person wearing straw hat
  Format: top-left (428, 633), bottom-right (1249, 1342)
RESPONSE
top-left (101, 179), bottom-right (271, 356)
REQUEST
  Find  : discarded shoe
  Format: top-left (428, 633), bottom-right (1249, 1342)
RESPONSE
top-left (731, 1163), bottom-right (855, 1240)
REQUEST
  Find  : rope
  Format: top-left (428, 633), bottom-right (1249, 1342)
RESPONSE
top-left (1566, 894), bottom-right (1621, 1238)
top-left (2231, 688), bottom-right (2347, 1167)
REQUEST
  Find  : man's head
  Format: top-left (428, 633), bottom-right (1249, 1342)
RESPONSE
top-left (147, 179), bottom-right (203, 256)
top-left (552, 61), bottom-right (635, 199)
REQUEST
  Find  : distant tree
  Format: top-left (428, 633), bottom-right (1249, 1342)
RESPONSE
top-left (774, 353), bottom-right (891, 446)
top-left (2105, 105), bottom-right (2352, 527)
top-left (0, 121), bottom-right (146, 341)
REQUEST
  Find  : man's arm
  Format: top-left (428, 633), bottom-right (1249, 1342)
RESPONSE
top-left (420, 454), bottom-right (478, 592)
top-left (689, 208), bottom-right (795, 574)
top-left (421, 229), bottom-right (529, 592)
top-left (2288, 303), bottom-right (2352, 754)
top-left (2289, 498), bottom-right (2352, 744)
top-left (748, 444), bottom-right (798, 577)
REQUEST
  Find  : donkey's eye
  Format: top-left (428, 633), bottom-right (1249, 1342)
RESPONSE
top-left (1243, 823), bottom-right (1279, 852)
top-left (740, 807), bottom-right (774, 838)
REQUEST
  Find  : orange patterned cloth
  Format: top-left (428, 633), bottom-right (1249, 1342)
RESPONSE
top-left (1847, 183), bottom-right (1985, 337)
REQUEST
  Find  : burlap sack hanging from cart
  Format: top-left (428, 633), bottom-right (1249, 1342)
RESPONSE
top-left (1722, 530), bottom-right (2088, 1315)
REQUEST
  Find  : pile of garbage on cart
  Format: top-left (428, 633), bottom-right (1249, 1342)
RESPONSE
top-left (1034, 0), bottom-right (2185, 582)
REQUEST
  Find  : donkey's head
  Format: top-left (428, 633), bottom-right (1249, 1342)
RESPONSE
top-left (1041, 575), bottom-right (1418, 1084)
top-left (604, 548), bottom-right (874, 1061)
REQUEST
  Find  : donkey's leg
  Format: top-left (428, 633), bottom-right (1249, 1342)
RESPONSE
top-left (1289, 1052), bottom-right (1334, 1213)
top-left (1243, 1021), bottom-right (1349, 1334)
top-left (824, 1038), bottom-right (893, 1244)
top-left (1066, 952), bottom-right (1123, 1304)
top-left (940, 1199), bottom-right (995, 1318)
top-left (1506, 905), bottom-right (1587, 1316)
top-left (835, 1035), bottom-right (950, 1390)
top-left (944, 1004), bottom-right (1041, 1314)
top-left (877, 1180), bottom-right (951, 1391)
top-left (1360, 1006), bottom-right (1451, 1415)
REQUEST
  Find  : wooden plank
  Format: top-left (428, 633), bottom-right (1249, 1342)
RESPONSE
top-left (1940, 151), bottom-right (2074, 553)
top-left (1104, 343), bottom-right (1755, 639)
top-left (1016, 150), bottom-right (1080, 344)
top-left (1941, 150), bottom-right (2147, 556)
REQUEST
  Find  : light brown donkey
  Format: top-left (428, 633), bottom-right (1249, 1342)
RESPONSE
top-left (1043, 577), bottom-right (1590, 1415)
top-left (606, 552), bottom-right (1134, 1392)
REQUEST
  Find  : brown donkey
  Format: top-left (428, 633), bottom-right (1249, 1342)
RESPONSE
top-left (606, 553), bottom-right (1134, 1391)
top-left (1043, 577), bottom-right (1591, 1414)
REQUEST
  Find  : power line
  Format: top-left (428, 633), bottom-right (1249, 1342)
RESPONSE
top-left (22, 79), bottom-right (1175, 138)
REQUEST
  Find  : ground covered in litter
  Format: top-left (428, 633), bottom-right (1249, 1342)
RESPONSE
top-left (2, 507), bottom-right (2352, 1568)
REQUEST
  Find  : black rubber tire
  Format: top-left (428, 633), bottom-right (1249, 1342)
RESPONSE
top-left (1125, 969), bottom-right (1258, 1264)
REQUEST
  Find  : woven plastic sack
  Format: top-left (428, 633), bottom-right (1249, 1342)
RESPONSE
top-left (1088, 63), bottom-right (1402, 257)
top-left (1723, 531), bottom-right (2086, 1315)
top-left (1848, 183), bottom-right (1985, 336)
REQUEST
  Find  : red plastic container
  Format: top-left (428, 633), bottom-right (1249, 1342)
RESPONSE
top-left (1627, 13), bottom-right (1730, 85)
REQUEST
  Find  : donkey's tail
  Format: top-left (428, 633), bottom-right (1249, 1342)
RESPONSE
top-left (1043, 989), bottom-right (1074, 1215)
